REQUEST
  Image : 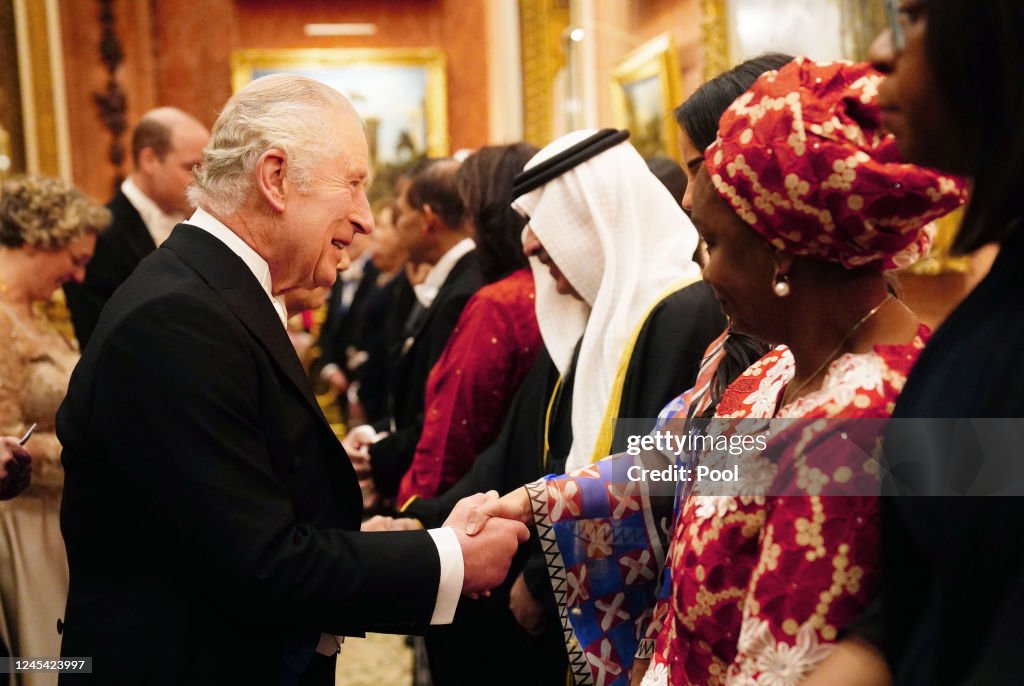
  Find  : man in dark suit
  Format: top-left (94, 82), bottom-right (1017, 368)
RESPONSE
top-left (56, 74), bottom-right (527, 686)
top-left (351, 160), bottom-right (483, 503)
top-left (63, 107), bottom-right (208, 349)
top-left (315, 233), bottom-right (379, 403)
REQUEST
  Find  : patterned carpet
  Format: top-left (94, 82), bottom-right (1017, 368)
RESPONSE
top-left (336, 633), bottom-right (413, 686)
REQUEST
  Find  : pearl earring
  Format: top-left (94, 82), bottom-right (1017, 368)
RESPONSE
top-left (773, 274), bottom-right (791, 297)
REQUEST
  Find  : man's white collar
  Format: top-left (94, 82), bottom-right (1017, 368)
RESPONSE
top-left (121, 178), bottom-right (183, 247)
top-left (413, 237), bottom-right (475, 308)
top-left (185, 207), bottom-right (289, 327)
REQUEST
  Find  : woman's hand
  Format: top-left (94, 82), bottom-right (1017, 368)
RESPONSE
top-left (465, 486), bottom-right (532, 535)
top-left (0, 437), bottom-right (31, 500)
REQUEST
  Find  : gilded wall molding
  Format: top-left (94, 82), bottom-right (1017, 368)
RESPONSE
top-left (519, 0), bottom-right (569, 147)
top-left (93, 0), bottom-right (128, 192)
top-left (13, 0), bottom-right (70, 178)
top-left (700, 0), bottom-right (730, 82)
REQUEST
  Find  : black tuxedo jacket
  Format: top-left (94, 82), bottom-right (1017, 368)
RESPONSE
top-left (317, 260), bottom-right (381, 374)
top-left (57, 224), bottom-right (441, 685)
top-left (351, 273), bottom-right (415, 424)
top-left (369, 250), bottom-right (482, 499)
top-left (64, 189), bottom-right (157, 349)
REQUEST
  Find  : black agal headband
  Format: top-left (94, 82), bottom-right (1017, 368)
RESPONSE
top-left (510, 129), bottom-right (630, 200)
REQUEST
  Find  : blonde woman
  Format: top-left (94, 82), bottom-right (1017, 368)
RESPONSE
top-left (0, 176), bottom-right (108, 683)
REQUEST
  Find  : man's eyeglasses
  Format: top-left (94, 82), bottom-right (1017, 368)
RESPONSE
top-left (885, 0), bottom-right (927, 52)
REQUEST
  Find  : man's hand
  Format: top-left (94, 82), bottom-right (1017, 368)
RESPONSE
top-left (361, 515), bottom-right (423, 532)
top-left (324, 368), bottom-right (349, 395)
top-left (342, 425), bottom-right (384, 480)
top-left (0, 437), bottom-right (32, 500)
top-left (349, 452), bottom-right (371, 481)
top-left (509, 572), bottom-right (547, 636)
top-left (445, 492), bottom-right (530, 595)
top-left (359, 478), bottom-right (378, 510)
top-left (465, 487), bottom-right (532, 535)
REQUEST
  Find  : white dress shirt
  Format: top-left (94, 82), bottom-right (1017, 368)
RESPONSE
top-left (185, 208), bottom-right (464, 629)
top-left (413, 237), bottom-right (476, 308)
top-left (121, 177), bottom-right (184, 247)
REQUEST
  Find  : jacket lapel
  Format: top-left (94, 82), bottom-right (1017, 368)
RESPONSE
top-left (162, 225), bottom-right (329, 426)
top-left (405, 250), bottom-right (477, 343)
top-left (110, 190), bottom-right (158, 261)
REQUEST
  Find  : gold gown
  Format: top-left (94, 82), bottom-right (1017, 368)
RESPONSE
top-left (0, 302), bottom-right (77, 686)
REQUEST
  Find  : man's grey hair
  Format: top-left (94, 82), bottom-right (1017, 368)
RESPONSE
top-left (188, 74), bottom-right (355, 216)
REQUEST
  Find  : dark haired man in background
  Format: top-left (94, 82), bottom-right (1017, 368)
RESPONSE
top-left (64, 107), bottom-right (208, 348)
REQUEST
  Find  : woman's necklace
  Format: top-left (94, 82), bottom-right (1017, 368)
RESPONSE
top-left (779, 294), bottom-right (894, 410)
top-left (0, 277), bottom-right (30, 318)
top-left (0, 273), bottom-right (50, 334)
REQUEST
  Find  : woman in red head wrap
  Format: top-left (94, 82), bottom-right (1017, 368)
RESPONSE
top-left (638, 58), bottom-right (965, 686)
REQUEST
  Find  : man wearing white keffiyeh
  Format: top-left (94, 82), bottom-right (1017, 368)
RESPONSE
top-left (396, 129), bottom-right (727, 685)
top-left (512, 129), bottom-right (706, 475)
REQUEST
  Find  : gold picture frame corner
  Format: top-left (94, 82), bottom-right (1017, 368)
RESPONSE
top-left (611, 33), bottom-right (683, 161)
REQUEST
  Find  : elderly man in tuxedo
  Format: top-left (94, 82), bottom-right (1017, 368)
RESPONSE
top-left (56, 74), bottom-right (527, 686)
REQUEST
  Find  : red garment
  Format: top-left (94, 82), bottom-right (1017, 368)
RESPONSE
top-left (398, 269), bottom-right (541, 504)
top-left (645, 326), bottom-right (929, 686)
top-left (705, 58), bottom-right (966, 271)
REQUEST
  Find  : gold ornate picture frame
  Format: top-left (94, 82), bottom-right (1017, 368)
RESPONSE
top-left (1, 0), bottom-right (70, 183)
top-left (610, 33), bottom-right (683, 161)
top-left (231, 48), bottom-right (449, 203)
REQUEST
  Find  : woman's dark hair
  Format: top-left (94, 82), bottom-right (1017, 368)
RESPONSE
top-left (674, 52), bottom-right (794, 152)
top-left (693, 332), bottom-right (768, 419)
top-left (456, 143), bottom-right (539, 283)
top-left (925, 0), bottom-right (1024, 252)
top-left (672, 57), bottom-right (794, 415)
top-left (646, 156), bottom-right (687, 205)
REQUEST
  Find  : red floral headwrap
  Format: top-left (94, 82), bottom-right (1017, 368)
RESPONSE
top-left (704, 57), bottom-right (967, 271)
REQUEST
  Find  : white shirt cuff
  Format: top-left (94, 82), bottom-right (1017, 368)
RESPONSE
top-left (427, 527), bottom-right (463, 624)
top-left (320, 363), bottom-right (342, 379)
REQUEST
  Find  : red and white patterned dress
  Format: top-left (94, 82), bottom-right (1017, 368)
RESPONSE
top-left (642, 325), bottom-right (929, 686)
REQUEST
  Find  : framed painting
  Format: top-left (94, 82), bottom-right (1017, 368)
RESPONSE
top-left (231, 48), bottom-right (449, 203)
top-left (610, 33), bottom-right (683, 161)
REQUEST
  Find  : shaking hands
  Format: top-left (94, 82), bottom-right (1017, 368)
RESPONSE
top-left (445, 490), bottom-right (531, 595)
top-left (357, 488), bottom-right (535, 596)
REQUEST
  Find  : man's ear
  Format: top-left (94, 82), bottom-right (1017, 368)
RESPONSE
top-left (421, 204), bottom-right (439, 235)
top-left (255, 149), bottom-right (288, 213)
top-left (136, 147), bottom-right (159, 175)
